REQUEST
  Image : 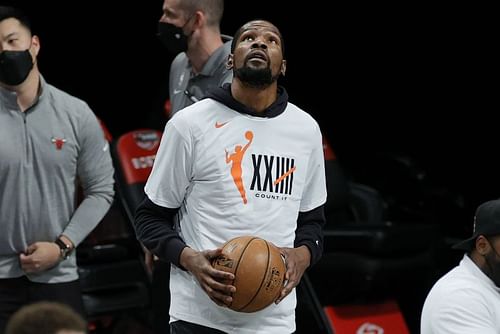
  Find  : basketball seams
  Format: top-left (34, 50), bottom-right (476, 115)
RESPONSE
top-left (231, 236), bottom-right (258, 309)
top-left (237, 239), bottom-right (271, 312)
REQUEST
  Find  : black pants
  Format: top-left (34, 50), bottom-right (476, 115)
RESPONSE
top-left (170, 320), bottom-right (226, 334)
top-left (152, 260), bottom-right (171, 334)
top-left (0, 276), bottom-right (85, 333)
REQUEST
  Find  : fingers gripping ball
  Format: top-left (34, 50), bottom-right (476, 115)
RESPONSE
top-left (212, 236), bottom-right (286, 313)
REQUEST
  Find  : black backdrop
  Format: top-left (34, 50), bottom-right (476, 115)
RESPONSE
top-left (7, 0), bottom-right (496, 227)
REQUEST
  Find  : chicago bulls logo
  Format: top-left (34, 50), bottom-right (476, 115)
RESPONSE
top-left (51, 137), bottom-right (66, 150)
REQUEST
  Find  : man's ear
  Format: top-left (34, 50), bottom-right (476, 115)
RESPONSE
top-left (192, 10), bottom-right (204, 30)
top-left (31, 35), bottom-right (40, 59)
top-left (280, 59), bottom-right (287, 76)
top-left (476, 235), bottom-right (490, 255)
top-left (226, 55), bottom-right (234, 69)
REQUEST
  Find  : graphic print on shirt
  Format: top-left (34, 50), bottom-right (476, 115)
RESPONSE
top-left (225, 130), bottom-right (297, 204)
top-left (250, 154), bottom-right (296, 198)
top-left (51, 137), bottom-right (66, 150)
top-left (225, 131), bottom-right (253, 204)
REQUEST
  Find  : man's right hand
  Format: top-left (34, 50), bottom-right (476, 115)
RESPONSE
top-left (179, 247), bottom-right (236, 307)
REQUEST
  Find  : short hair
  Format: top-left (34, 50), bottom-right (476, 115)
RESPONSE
top-left (0, 6), bottom-right (32, 33)
top-left (5, 302), bottom-right (87, 334)
top-left (231, 20), bottom-right (285, 56)
top-left (179, 0), bottom-right (223, 27)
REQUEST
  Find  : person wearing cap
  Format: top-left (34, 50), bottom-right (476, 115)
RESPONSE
top-left (420, 199), bottom-right (500, 334)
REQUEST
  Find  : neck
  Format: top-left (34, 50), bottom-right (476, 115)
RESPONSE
top-left (14, 67), bottom-right (40, 112)
top-left (230, 78), bottom-right (278, 113)
top-left (186, 28), bottom-right (223, 74)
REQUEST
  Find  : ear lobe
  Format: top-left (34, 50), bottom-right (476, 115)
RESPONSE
top-left (476, 236), bottom-right (490, 255)
top-left (31, 35), bottom-right (41, 56)
top-left (280, 60), bottom-right (287, 76)
top-left (193, 10), bottom-right (204, 29)
top-left (226, 56), bottom-right (233, 69)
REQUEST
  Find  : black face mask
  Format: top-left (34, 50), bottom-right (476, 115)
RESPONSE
top-left (0, 49), bottom-right (34, 86)
top-left (157, 22), bottom-right (188, 55)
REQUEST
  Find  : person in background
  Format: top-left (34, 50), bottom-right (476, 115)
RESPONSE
top-left (134, 19), bottom-right (326, 333)
top-left (5, 301), bottom-right (87, 334)
top-left (147, 1), bottom-right (232, 332)
top-left (156, 0), bottom-right (232, 118)
top-left (420, 199), bottom-right (500, 333)
top-left (0, 6), bottom-right (115, 333)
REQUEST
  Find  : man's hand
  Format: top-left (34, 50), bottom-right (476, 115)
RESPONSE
top-left (19, 242), bottom-right (61, 273)
top-left (180, 247), bottom-right (236, 307)
top-left (275, 245), bottom-right (311, 304)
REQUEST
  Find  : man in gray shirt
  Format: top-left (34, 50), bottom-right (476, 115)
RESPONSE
top-left (157, 0), bottom-right (232, 118)
top-left (147, 0), bottom-right (232, 332)
top-left (0, 6), bottom-right (114, 332)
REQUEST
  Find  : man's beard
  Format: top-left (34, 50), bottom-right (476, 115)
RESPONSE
top-left (484, 238), bottom-right (500, 287)
top-left (234, 66), bottom-right (280, 89)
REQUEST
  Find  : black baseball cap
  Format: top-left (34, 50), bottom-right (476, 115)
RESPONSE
top-left (453, 199), bottom-right (500, 251)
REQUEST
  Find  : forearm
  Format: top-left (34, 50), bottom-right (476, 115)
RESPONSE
top-left (63, 191), bottom-right (113, 246)
top-left (134, 196), bottom-right (186, 266)
top-left (294, 205), bottom-right (325, 267)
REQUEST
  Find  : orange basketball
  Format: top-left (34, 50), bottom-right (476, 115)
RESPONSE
top-left (212, 235), bottom-right (286, 313)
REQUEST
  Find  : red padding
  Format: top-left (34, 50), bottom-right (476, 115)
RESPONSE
top-left (98, 118), bottom-right (113, 142)
top-left (324, 299), bottom-right (410, 334)
top-left (115, 129), bottom-right (162, 184)
top-left (322, 136), bottom-right (336, 161)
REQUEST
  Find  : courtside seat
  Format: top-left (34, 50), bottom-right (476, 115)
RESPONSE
top-left (112, 129), bottom-right (162, 223)
top-left (76, 123), bottom-right (152, 323)
top-left (308, 137), bottom-right (438, 332)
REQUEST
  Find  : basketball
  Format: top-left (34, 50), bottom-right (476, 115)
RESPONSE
top-left (212, 235), bottom-right (286, 313)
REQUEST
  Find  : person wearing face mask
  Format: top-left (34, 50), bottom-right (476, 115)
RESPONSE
top-left (0, 6), bottom-right (115, 333)
top-left (145, 1), bottom-right (232, 332)
top-left (420, 199), bottom-right (500, 334)
top-left (157, 0), bottom-right (232, 118)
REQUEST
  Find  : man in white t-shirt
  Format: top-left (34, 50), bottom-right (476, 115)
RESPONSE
top-left (421, 199), bottom-right (500, 334)
top-left (134, 19), bottom-right (326, 334)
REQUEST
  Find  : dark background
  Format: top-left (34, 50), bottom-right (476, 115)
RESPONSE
top-left (8, 0), bottom-right (496, 238)
top-left (3, 1), bottom-right (496, 332)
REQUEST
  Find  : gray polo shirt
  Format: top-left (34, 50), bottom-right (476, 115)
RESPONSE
top-left (168, 36), bottom-right (233, 116)
top-left (0, 76), bottom-right (114, 283)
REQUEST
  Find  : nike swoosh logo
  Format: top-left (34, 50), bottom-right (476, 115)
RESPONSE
top-left (173, 89), bottom-right (182, 94)
top-left (215, 121), bottom-right (229, 128)
top-left (274, 166), bottom-right (296, 185)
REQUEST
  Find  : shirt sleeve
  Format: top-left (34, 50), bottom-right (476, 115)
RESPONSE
top-left (299, 123), bottom-right (327, 212)
top-left (134, 196), bottom-right (186, 267)
top-left (144, 118), bottom-right (193, 209)
top-left (63, 105), bottom-right (115, 245)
